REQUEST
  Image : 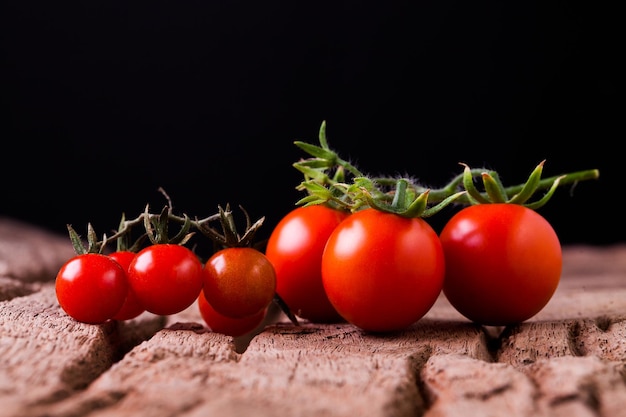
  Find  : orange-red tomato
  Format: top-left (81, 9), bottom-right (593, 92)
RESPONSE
top-left (202, 247), bottom-right (276, 319)
top-left (439, 204), bottom-right (562, 325)
top-left (321, 208), bottom-right (445, 332)
top-left (265, 205), bottom-right (349, 323)
top-left (197, 291), bottom-right (266, 337)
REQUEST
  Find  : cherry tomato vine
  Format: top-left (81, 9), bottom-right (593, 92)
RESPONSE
top-left (56, 120), bottom-right (600, 333)
top-left (57, 188), bottom-right (298, 328)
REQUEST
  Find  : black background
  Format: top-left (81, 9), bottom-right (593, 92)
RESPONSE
top-left (1, 1), bottom-right (621, 246)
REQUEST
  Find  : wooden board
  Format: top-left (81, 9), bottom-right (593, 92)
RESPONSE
top-left (1, 217), bottom-right (626, 417)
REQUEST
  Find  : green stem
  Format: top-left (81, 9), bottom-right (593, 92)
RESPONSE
top-left (451, 168), bottom-right (600, 206)
top-left (295, 122), bottom-right (601, 214)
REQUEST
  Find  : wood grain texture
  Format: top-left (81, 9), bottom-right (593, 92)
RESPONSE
top-left (1, 218), bottom-right (625, 417)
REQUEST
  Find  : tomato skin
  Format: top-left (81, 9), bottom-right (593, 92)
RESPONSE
top-left (108, 251), bottom-right (145, 321)
top-left (197, 291), bottom-right (266, 337)
top-left (127, 244), bottom-right (204, 316)
top-left (321, 208), bottom-right (445, 332)
top-left (203, 247), bottom-right (276, 319)
top-left (265, 205), bottom-right (349, 323)
top-left (439, 204), bottom-right (562, 326)
top-left (55, 253), bottom-right (129, 324)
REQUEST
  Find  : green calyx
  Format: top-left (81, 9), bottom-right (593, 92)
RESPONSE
top-left (459, 161), bottom-right (600, 209)
top-left (363, 179), bottom-right (466, 218)
top-left (195, 204), bottom-right (265, 249)
top-left (67, 223), bottom-right (107, 255)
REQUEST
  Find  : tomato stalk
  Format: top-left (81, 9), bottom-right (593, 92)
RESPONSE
top-left (76, 189), bottom-right (259, 257)
top-left (293, 121), bottom-right (600, 215)
top-left (195, 204), bottom-right (265, 249)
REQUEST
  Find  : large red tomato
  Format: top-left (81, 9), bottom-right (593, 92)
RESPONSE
top-left (265, 205), bottom-right (349, 323)
top-left (439, 203), bottom-right (562, 325)
top-left (321, 208), bottom-right (445, 332)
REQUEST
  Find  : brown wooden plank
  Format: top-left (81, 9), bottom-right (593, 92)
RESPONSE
top-left (525, 356), bottom-right (626, 417)
top-left (421, 354), bottom-right (537, 417)
top-left (0, 286), bottom-right (166, 416)
top-left (2, 217), bottom-right (626, 417)
top-left (0, 217), bottom-right (75, 285)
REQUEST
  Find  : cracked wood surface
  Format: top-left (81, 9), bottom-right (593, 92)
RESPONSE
top-left (1, 217), bottom-right (626, 417)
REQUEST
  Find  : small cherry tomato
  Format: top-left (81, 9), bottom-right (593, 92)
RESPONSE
top-left (203, 247), bottom-right (276, 319)
top-left (439, 203), bottom-right (562, 325)
top-left (127, 244), bottom-right (204, 316)
top-left (108, 251), bottom-right (145, 321)
top-left (265, 205), bottom-right (349, 323)
top-left (55, 253), bottom-right (129, 324)
top-left (321, 208), bottom-right (445, 332)
top-left (197, 290), bottom-right (267, 337)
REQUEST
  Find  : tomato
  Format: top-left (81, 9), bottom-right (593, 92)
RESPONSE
top-left (203, 247), bottom-right (276, 319)
top-left (55, 253), bottom-right (129, 324)
top-left (321, 208), bottom-right (445, 332)
top-left (108, 251), bottom-right (145, 321)
top-left (439, 203), bottom-right (562, 326)
top-left (265, 205), bottom-right (349, 323)
top-left (197, 290), bottom-right (267, 337)
top-left (127, 244), bottom-right (204, 316)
